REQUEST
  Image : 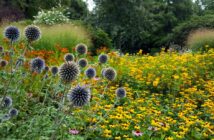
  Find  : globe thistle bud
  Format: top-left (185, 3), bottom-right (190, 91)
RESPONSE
top-left (64, 53), bottom-right (74, 62)
top-left (85, 67), bottom-right (96, 79)
top-left (101, 68), bottom-right (106, 76)
top-left (2, 96), bottom-right (12, 108)
top-left (2, 114), bottom-right (10, 121)
top-left (15, 57), bottom-right (25, 68)
top-left (51, 66), bottom-right (58, 76)
top-left (0, 46), bottom-right (4, 53)
top-left (8, 108), bottom-right (19, 117)
top-left (30, 57), bottom-right (45, 73)
top-left (44, 66), bottom-right (49, 72)
top-left (4, 26), bottom-right (20, 42)
top-left (78, 58), bottom-right (88, 68)
top-left (104, 68), bottom-right (117, 81)
top-left (67, 86), bottom-right (91, 107)
top-left (25, 25), bottom-right (41, 42)
top-left (59, 62), bottom-right (80, 83)
top-left (116, 87), bottom-right (126, 98)
top-left (0, 60), bottom-right (8, 67)
top-left (75, 43), bottom-right (87, 55)
top-left (98, 54), bottom-right (108, 64)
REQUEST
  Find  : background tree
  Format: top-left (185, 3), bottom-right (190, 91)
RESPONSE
top-left (92, 0), bottom-right (152, 53)
top-left (92, 0), bottom-right (194, 53)
top-left (148, 0), bottom-right (194, 48)
top-left (201, 0), bottom-right (214, 11)
top-left (67, 0), bottom-right (88, 20)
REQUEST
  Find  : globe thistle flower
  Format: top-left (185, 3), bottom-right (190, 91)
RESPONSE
top-left (8, 108), bottom-right (19, 117)
top-left (85, 67), bottom-right (96, 79)
top-left (4, 26), bottom-right (20, 42)
top-left (64, 53), bottom-right (74, 62)
top-left (0, 46), bottom-right (4, 53)
top-left (78, 58), bottom-right (88, 68)
top-left (104, 68), bottom-right (117, 81)
top-left (2, 96), bottom-right (12, 108)
top-left (51, 66), bottom-right (58, 76)
top-left (0, 60), bottom-right (8, 67)
top-left (75, 43), bottom-right (87, 55)
top-left (30, 57), bottom-right (45, 73)
top-left (116, 87), bottom-right (126, 98)
top-left (67, 86), bottom-right (91, 107)
top-left (24, 25), bottom-right (41, 42)
top-left (59, 62), bottom-right (80, 83)
top-left (98, 54), bottom-right (108, 64)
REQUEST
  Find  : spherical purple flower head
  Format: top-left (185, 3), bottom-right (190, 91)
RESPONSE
top-left (51, 66), bottom-right (58, 76)
top-left (9, 108), bottom-right (19, 117)
top-left (78, 58), bottom-right (88, 68)
top-left (64, 53), bottom-right (74, 62)
top-left (67, 86), bottom-right (91, 107)
top-left (59, 62), bottom-right (80, 83)
top-left (116, 87), bottom-right (126, 98)
top-left (25, 25), bottom-right (41, 42)
top-left (0, 60), bottom-right (8, 67)
top-left (98, 54), bottom-right (108, 64)
top-left (85, 67), bottom-right (96, 79)
top-left (104, 67), bottom-right (117, 81)
top-left (30, 57), bottom-right (45, 73)
top-left (4, 26), bottom-right (20, 42)
top-left (75, 43), bottom-right (87, 55)
top-left (0, 46), bottom-right (4, 53)
top-left (2, 96), bottom-right (12, 108)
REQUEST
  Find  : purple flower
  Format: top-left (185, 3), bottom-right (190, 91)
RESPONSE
top-left (69, 129), bottom-right (79, 135)
top-left (132, 130), bottom-right (143, 136)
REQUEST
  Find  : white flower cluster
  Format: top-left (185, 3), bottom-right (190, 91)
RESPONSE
top-left (33, 8), bottom-right (70, 25)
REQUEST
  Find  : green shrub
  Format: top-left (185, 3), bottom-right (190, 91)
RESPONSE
top-left (88, 27), bottom-right (112, 55)
top-left (33, 7), bottom-right (70, 25)
top-left (187, 29), bottom-right (214, 52)
top-left (170, 14), bottom-right (214, 46)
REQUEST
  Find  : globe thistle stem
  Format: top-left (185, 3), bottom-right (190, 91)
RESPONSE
top-left (29, 75), bottom-right (37, 91)
top-left (0, 70), bottom-right (13, 109)
top-left (86, 80), bottom-right (110, 129)
top-left (51, 84), bottom-right (70, 139)
top-left (22, 41), bottom-right (31, 57)
top-left (23, 118), bottom-right (36, 138)
top-left (42, 78), bottom-right (53, 105)
top-left (0, 41), bottom-right (15, 109)
top-left (9, 41), bottom-right (14, 73)
top-left (89, 97), bottom-right (119, 131)
top-left (39, 75), bottom-right (49, 101)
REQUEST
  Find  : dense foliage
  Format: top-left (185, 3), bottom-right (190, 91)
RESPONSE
top-left (87, 26), bottom-right (112, 55)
